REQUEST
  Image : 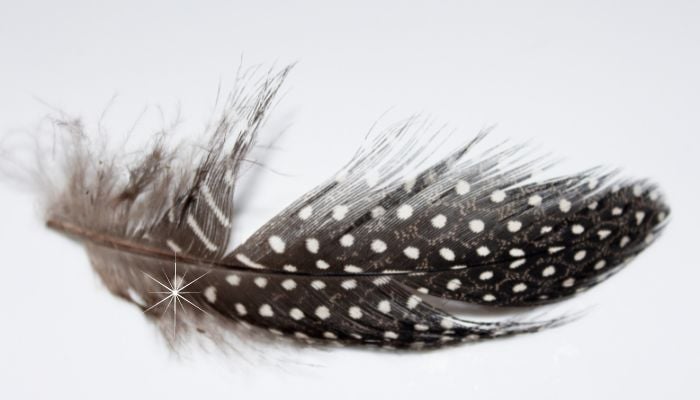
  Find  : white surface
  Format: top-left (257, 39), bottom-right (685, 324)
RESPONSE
top-left (0, 1), bottom-right (698, 399)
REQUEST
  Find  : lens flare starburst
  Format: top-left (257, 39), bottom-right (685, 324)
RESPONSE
top-left (143, 258), bottom-right (209, 330)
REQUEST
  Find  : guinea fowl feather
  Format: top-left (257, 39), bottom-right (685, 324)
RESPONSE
top-left (40, 66), bottom-right (669, 350)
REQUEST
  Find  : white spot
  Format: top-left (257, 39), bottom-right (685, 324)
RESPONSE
top-left (373, 276), bottom-right (391, 286)
top-left (289, 308), bottom-right (305, 320)
top-left (645, 234), bottom-right (655, 244)
top-left (281, 279), bottom-right (297, 291)
top-left (311, 280), bottom-right (326, 290)
top-left (403, 246), bottom-right (420, 259)
top-left (414, 324), bottom-right (429, 331)
top-left (469, 219), bottom-right (485, 233)
top-left (509, 248), bottom-right (525, 257)
top-left (529, 195), bottom-right (543, 207)
top-left (587, 177), bottom-right (599, 190)
top-left (541, 226), bottom-right (553, 234)
top-left (598, 230), bottom-right (612, 240)
top-left (455, 180), bottom-right (471, 195)
top-left (549, 246), bottom-right (565, 254)
top-left (226, 274), bottom-right (241, 286)
top-left (340, 234), bottom-right (355, 247)
top-left (316, 260), bottom-right (330, 270)
top-left (512, 283), bottom-right (527, 293)
top-left (574, 250), bottom-right (587, 261)
top-left (483, 294), bottom-right (496, 302)
top-left (635, 211), bottom-right (646, 225)
top-left (479, 270), bottom-right (494, 280)
top-left (403, 176), bottom-right (417, 192)
top-left (235, 253), bottom-right (266, 269)
top-left (477, 246), bottom-right (491, 257)
top-left (439, 247), bottom-right (456, 261)
top-left (341, 279), bottom-right (357, 290)
top-left (384, 331), bottom-right (399, 340)
top-left (371, 239), bottom-right (387, 253)
top-left (406, 295), bottom-right (422, 309)
top-left (294, 332), bottom-right (309, 340)
top-left (612, 207), bottom-right (623, 216)
top-left (348, 306), bottom-right (363, 319)
top-left (268, 235), bottom-right (286, 253)
top-left (259, 304), bottom-right (274, 317)
top-left (446, 279), bottom-right (461, 291)
top-left (234, 303), bottom-right (247, 316)
top-left (620, 236), bottom-right (630, 248)
top-left (594, 260), bottom-right (607, 270)
top-left (344, 265), bottom-right (362, 273)
top-left (440, 318), bottom-right (455, 329)
top-left (571, 224), bottom-right (585, 235)
top-left (559, 199), bottom-right (572, 213)
top-left (377, 300), bottom-right (391, 314)
top-left (507, 220), bottom-right (522, 233)
top-left (254, 277), bottom-right (268, 288)
top-left (562, 278), bottom-right (576, 288)
top-left (491, 189), bottom-right (506, 203)
top-left (417, 287), bottom-right (429, 294)
top-left (371, 206), bottom-right (386, 218)
top-left (542, 265), bottom-right (556, 277)
top-left (315, 306), bottom-right (330, 320)
top-left (510, 259), bottom-right (526, 269)
top-left (397, 204), bottom-right (414, 220)
top-left (166, 239), bottom-right (182, 254)
top-left (323, 331), bottom-right (337, 339)
top-left (332, 205), bottom-right (349, 220)
top-left (283, 264), bottom-right (297, 272)
top-left (633, 184), bottom-right (643, 197)
top-left (431, 214), bottom-right (447, 228)
top-left (298, 205), bottom-right (313, 220)
top-left (306, 238), bottom-right (320, 254)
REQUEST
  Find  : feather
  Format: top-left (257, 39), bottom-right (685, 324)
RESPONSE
top-left (39, 66), bottom-right (669, 350)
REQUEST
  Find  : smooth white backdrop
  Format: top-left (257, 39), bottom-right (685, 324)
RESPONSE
top-left (0, 1), bottom-right (698, 399)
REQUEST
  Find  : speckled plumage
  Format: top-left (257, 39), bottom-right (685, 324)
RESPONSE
top-left (43, 67), bottom-right (669, 350)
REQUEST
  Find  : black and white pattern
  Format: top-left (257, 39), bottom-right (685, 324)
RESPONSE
top-left (43, 67), bottom-right (670, 350)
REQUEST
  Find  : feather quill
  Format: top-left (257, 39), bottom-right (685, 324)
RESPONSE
top-left (38, 66), bottom-right (669, 350)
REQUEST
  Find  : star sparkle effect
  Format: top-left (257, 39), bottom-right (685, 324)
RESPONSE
top-left (143, 257), bottom-right (209, 330)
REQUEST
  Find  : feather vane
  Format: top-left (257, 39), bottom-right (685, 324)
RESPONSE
top-left (40, 67), bottom-right (669, 349)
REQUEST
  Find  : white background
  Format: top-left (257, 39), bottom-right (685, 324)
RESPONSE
top-left (0, 1), bottom-right (698, 399)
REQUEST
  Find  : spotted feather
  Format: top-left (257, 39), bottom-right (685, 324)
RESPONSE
top-left (40, 67), bottom-right (669, 350)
